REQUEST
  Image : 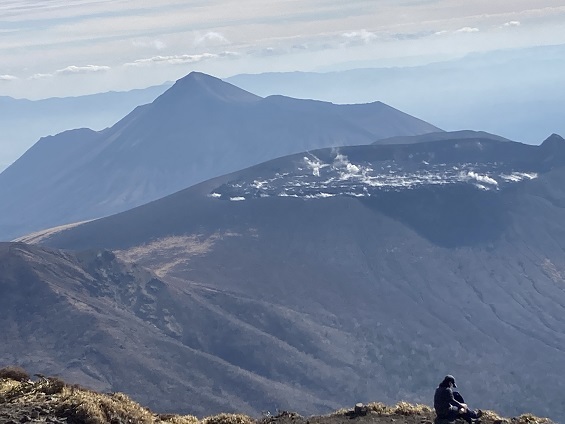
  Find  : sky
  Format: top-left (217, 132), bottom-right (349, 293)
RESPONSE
top-left (1, 0), bottom-right (565, 99)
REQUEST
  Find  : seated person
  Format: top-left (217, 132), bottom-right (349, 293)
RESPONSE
top-left (434, 375), bottom-right (483, 423)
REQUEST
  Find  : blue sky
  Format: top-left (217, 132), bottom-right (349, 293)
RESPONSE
top-left (1, 0), bottom-right (565, 99)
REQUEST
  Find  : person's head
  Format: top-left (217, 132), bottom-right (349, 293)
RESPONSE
top-left (439, 375), bottom-right (457, 388)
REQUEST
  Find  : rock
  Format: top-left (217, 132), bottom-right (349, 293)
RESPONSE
top-left (354, 403), bottom-right (367, 416)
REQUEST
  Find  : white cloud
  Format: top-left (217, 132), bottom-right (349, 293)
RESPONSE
top-left (0, 74), bottom-right (17, 81)
top-left (29, 73), bottom-right (53, 80)
top-left (4, 0), bottom-right (565, 99)
top-left (254, 47), bottom-right (281, 57)
top-left (194, 31), bottom-right (228, 46)
top-left (55, 65), bottom-right (111, 75)
top-left (342, 29), bottom-right (377, 44)
top-left (219, 51), bottom-right (239, 58)
top-left (26, 65), bottom-right (110, 80)
top-left (125, 53), bottom-right (218, 67)
top-left (455, 27), bottom-right (480, 33)
top-left (132, 39), bottom-right (167, 50)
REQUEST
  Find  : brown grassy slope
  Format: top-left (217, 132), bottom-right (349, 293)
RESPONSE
top-left (0, 373), bottom-right (555, 424)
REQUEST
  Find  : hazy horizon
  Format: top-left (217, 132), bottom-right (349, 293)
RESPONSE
top-left (2, 1), bottom-right (565, 170)
top-left (2, 1), bottom-right (565, 99)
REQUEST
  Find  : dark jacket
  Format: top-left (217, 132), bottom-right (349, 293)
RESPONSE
top-left (434, 385), bottom-right (464, 418)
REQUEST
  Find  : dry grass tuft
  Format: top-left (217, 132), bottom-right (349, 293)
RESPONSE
top-left (0, 366), bottom-right (30, 382)
top-left (480, 409), bottom-right (507, 422)
top-left (0, 375), bottom-right (203, 424)
top-left (202, 413), bottom-right (255, 424)
top-left (366, 402), bottom-right (390, 414)
top-left (0, 378), bottom-right (22, 396)
top-left (158, 414), bottom-right (200, 424)
top-left (392, 401), bottom-right (432, 415)
top-left (58, 387), bottom-right (155, 424)
top-left (363, 401), bottom-right (431, 416)
top-left (513, 413), bottom-right (555, 424)
top-left (41, 377), bottom-right (66, 395)
top-left (328, 407), bottom-right (350, 416)
top-left (0, 375), bottom-right (66, 404)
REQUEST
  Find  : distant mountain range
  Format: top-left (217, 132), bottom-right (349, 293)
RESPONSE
top-left (3, 44), bottom-right (564, 174)
top-left (227, 44), bottom-right (565, 144)
top-left (13, 132), bottom-right (565, 421)
top-left (0, 84), bottom-right (171, 171)
top-left (0, 72), bottom-right (439, 241)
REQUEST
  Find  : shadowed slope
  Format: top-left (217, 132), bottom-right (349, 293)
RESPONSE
top-left (0, 242), bottom-right (360, 415)
top-left (17, 134), bottom-right (565, 420)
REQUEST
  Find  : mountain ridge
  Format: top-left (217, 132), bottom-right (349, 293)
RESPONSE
top-left (13, 133), bottom-right (565, 420)
top-left (0, 242), bottom-right (340, 415)
top-left (0, 72), bottom-right (440, 241)
top-left (0, 83), bottom-right (172, 172)
top-left (27, 133), bottom-right (563, 249)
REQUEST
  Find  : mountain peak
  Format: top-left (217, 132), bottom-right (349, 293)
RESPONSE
top-left (540, 133), bottom-right (565, 157)
top-left (175, 71), bottom-right (221, 87)
top-left (541, 133), bottom-right (565, 145)
top-left (161, 71), bottom-right (261, 104)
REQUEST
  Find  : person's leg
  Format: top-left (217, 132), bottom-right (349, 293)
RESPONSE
top-left (453, 391), bottom-right (465, 404)
top-left (453, 392), bottom-right (482, 420)
top-left (446, 410), bottom-right (461, 421)
top-left (466, 409), bottom-right (481, 419)
top-left (462, 409), bottom-right (482, 423)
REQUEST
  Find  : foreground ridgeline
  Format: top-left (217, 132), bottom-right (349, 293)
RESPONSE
top-left (0, 368), bottom-right (554, 424)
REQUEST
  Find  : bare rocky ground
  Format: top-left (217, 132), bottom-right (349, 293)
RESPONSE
top-left (0, 371), bottom-right (555, 424)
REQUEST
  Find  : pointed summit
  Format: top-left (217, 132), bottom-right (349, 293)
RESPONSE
top-left (0, 72), bottom-right (440, 241)
top-left (155, 71), bottom-right (260, 105)
top-left (540, 133), bottom-right (565, 147)
top-left (540, 133), bottom-right (565, 153)
top-left (539, 133), bottom-right (565, 166)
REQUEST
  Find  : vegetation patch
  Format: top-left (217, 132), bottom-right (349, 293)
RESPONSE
top-left (0, 366), bottom-right (557, 424)
top-left (330, 401), bottom-right (554, 423)
top-left (512, 414), bottom-right (554, 424)
top-left (158, 414), bottom-right (201, 424)
top-left (0, 366), bottom-right (30, 382)
top-left (203, 413), bottom-right (255, 424)
top-left (58, 388), bottom-right (155, 424)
